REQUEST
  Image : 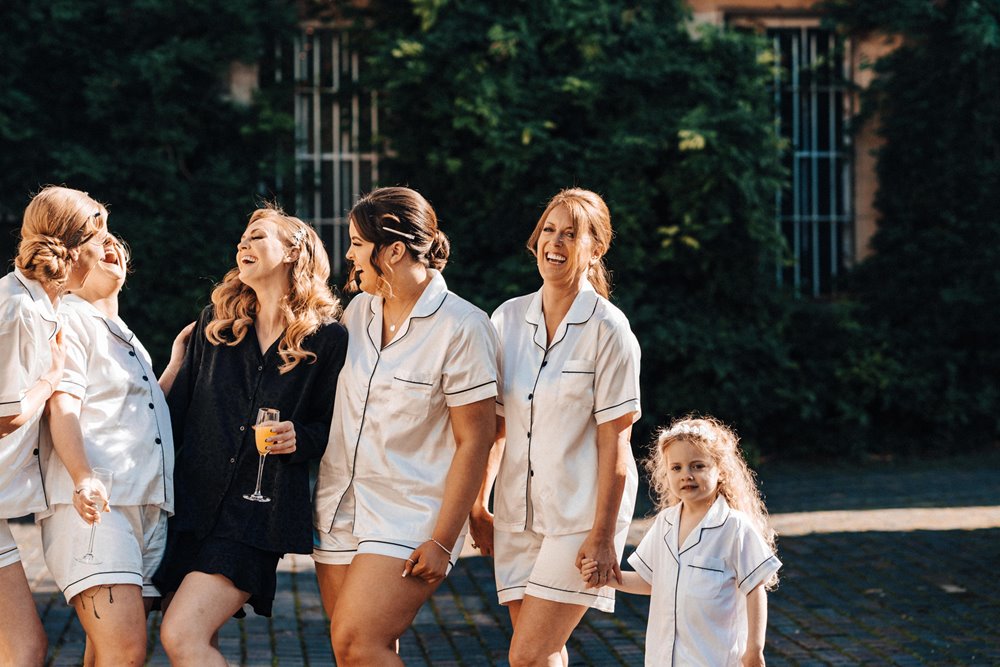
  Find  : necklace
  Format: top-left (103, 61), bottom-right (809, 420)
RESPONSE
top-left (384, 291), bottom-right (420, 333)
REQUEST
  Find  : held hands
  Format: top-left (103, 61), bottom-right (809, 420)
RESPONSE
top-left (401, 540), bottom-right (451, 585)
top-left (256, 421), bottom-right (297, 455)
top-left (73, 476), bottom-right (110, 525)
top-left (468, 505), bottom-right (495, 557)
top-left (575, 532), bottom-right (622, 589)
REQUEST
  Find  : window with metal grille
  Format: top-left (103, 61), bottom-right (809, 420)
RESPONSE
top-left (282, 27), bottom-right (379, 276)
top-left (769, 27), bottom-right (853, 296)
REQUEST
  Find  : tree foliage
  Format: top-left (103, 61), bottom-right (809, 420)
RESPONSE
top-left (351, 0), bottom-right (850, 455)
top-left (0, 0), bottom-right (297, 361)
top-left (825, 0), bottom-right (1000, 452)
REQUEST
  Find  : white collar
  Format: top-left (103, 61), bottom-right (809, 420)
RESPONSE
top-left (13, 267), bottom-right (59, 337)
top-left (63, 294), bottom-right (134, 343)
top-left (524, 279), bottom-right (599, 350)
top-left (368, 269), bottom-right (449, 349)
top-left (662, 495), bottom-right (731, 557)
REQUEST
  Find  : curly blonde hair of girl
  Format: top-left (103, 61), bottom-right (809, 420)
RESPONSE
top-left (646, 416), bottom-right (778, 587)
top-left (205, 206), bottom-right (341, 374)
top-left (16, 186), bottom-right (108, 289)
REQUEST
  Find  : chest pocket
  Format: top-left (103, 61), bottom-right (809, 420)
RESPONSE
top-left (685, 555), bottom-right (726, 599)
top-left (558, 359), bottom-right (595, 408)
top-left (391, 373), bottom-right (436, 417)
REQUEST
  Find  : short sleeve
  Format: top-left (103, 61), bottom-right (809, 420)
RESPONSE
top-left (592, 315), bottom-right (641, 425)
top-left (734, 519), bottom-right (782, 595)
top-left (0, 316), bottom-right (28, 417)
top-left (442, 310), bottom-right (499, 408)
top-left (56, 310), bottom-right (90, 399)
top-left (627, 516), bottom-right (663, 585)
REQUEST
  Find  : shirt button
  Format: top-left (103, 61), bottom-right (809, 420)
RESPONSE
top-left (240, 426), bottom-right (246, 432)
top-left (142, 375), bottom-right (148, 381)
top-left (258, 365), bottom-right (263, 371)
top-left (155, 437), bottom-right (161, 444)
top-left (148, 403), bottom-right (154, 409)
top-left (128, 351), bottom-right (135, 357)
top-left (530, 469), bottom-right (534, 476)
top-left (527, 431), bottom-right (531, 438)
top-left (230, 457), bottom-right (236, 464)
top-left (527, 393), bottom-right (533, 400)
top-left (541, 360), bottom-right (548, 367)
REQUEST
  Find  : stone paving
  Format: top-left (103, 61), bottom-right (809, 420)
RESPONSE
top-left (16, 455), bottom-right (1000, 666)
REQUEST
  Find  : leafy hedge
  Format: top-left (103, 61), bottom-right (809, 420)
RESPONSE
top-left (350, 0), bottom-right (876, 458)
top-left (5, 0), bottom-right (991, 459)
top-left (824, 0), bottom-right (1000, 453)
top-left (0, 0), bottom-right (298, 358)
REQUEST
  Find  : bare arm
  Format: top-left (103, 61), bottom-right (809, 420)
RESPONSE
top-left (575, 412), bottom-right (635, 585)
top-left (0, 332), bottom-right (65, 439)
top-left (405, 397), bottom-right (496, 584)
top-left (469, 415), bottom-right (505, 557)
top-left (741, 583), bottom-right (768, 667)
top-left (157, 322), bottom-right (195, 396)
top-left (47, 392), bottom-right (106, 524)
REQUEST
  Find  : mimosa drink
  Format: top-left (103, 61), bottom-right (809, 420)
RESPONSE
top-left (255, 427), bottom-right (276, 455)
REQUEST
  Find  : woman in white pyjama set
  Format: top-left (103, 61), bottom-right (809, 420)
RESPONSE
top-left (471, 188), bottom-right (642, 666)
top-left (0, 186), bottom-right (109, 666)
top-left (41, 238), bottom-right (182, 665)
top-left (313, 187), bottom-right (498, 665)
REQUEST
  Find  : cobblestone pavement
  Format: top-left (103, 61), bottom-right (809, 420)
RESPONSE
top-left (18, 456), bottom-right (1000, 666)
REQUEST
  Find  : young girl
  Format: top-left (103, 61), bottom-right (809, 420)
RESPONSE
top-left (581, 416), bottom-right (781, 667)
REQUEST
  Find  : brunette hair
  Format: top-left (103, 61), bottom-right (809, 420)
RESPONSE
top-left (346, 186), bottom-right (449, 295)
top-left (15, 186), bottom-right (108, 289)
top-left (527, 188), bottom-right (613, 298)
top-left (205, 205), bottom-right (341, 374)
top-left (646, 415), bottom-right (778, 588)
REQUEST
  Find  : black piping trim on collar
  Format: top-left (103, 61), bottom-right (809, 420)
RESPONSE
top-left (526, 295), bottom-right (599, 353)
top-left (368, 293), bottom-right (449, 353)
top-left (99, 318), bottom-right (135, 345)
top-left (678, 511), bottom-right (732, 557)
top-left (13, 273), bottom-right (59, 334)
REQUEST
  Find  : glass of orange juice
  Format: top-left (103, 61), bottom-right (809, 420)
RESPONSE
top-left (244, 407), bottom-right (279, 502)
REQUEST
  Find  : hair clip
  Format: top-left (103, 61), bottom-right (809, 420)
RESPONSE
top-left (290, 228), bottom-right (307, 247)
top-left (383, 226), bottom-right (416, 240)
top-left (663, 423), bottom-right (718, 442)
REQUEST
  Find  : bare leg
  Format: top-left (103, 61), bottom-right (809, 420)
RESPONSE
top-left (330, 554), bottom-right (442, 666)
top-left (314, 561), bottom-right (349, 620)
top-left (158, 572), bottom-right (249, 667)
top-left (72, 584), bottom-right (146, 667)
top-left (0, 562), bottom-right (47, 666)
top-left (507, 595), bottom-right (587, 667)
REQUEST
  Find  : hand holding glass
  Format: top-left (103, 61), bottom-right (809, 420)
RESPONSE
top-left (244, 408), bottom-right (279, 503)
top-left (75, 467), bottom-right (113, 564)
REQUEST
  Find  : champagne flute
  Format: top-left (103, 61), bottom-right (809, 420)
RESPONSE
top-left (75, 467), bottom-right (113, 564)
top-left (244, 407), bottom-right (279, 503)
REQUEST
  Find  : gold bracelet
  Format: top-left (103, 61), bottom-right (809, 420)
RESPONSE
top-left (429, 538), bottom-right (452, 556)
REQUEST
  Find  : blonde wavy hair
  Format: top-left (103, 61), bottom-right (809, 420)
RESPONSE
top-left (15, 186), bottom-right (108, 289)
top-left (205, 206), bottom-right (341, 374)
top-left (646, 415), bottom-right (778, 588)
top-left (527, 188), bottom-right (613, 298)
